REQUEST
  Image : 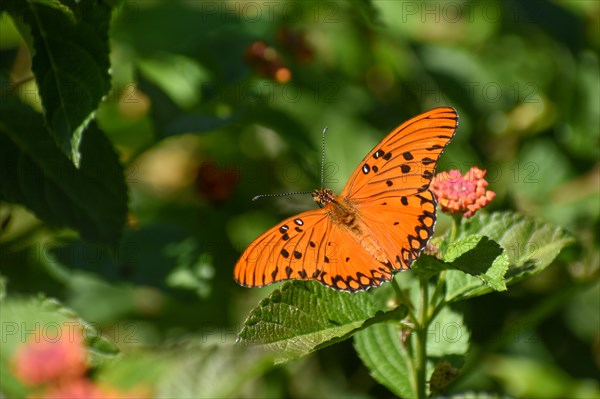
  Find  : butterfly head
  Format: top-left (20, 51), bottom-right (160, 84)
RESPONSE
top-left (312, 188), bottom-right (335, 208)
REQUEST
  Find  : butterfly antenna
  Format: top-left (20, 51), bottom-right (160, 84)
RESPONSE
top-left (320, 127), bottom-right (328, 190)
top-left (252, 127), bottom-right (328, 201)
top-left (252, 191), bottom-right (313, 201)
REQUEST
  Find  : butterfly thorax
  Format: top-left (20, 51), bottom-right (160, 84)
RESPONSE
top-left (312, 188), bottom-right (359, 228)
top-left (312, 188), bottom-right (389, 265)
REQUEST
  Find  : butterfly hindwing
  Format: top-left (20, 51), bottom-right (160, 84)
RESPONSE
top-left (314, 225), bottom-right (394, 290)
top-left (355, 189), bottom-right (437, 271)
top-left (341, 107), bottom-right (458, 201)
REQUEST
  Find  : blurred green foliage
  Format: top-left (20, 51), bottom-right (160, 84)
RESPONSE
top-left (1, 0), bottom-right (598, 398)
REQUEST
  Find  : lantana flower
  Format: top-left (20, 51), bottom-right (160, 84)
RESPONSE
top-left (11, 323), bottom-right (149, 398)
top-left (430, 166), bottom-right (495, 218)
top-left (11, 325), bottom-right (88, 386)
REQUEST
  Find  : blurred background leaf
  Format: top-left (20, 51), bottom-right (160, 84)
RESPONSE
top-left (2, 0), bottom-right (112, 161)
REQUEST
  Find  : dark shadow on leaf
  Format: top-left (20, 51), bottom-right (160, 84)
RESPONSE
top-left (504, 259), bottom-right (538, 280)
top-left (412, 254), bottom-right (447, 279)
top-left (451, 236), bottom-right (503, 277)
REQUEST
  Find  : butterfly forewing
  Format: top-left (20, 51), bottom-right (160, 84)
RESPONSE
top-left (234, 210), bottom-right (328, 287)
top-left (341, 107), bottom-right (458, 201)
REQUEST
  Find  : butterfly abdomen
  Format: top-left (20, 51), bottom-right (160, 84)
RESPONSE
top-left (324, 194), bottom-right (360, 229)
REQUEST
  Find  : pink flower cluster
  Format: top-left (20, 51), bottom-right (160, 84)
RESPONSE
top-left (11, 324), bottom-right (147, 399)
top-left (430, 166), bottom-right (495, 218)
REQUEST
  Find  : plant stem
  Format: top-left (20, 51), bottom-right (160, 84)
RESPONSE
top-left (414, 277), bottom-right (429, 399)
top-left (410, 216), bottom-right (462, 397)
top-left (450, 213), bottom-right (461, 243)
top-left (429, 271), bottom-right (446, 319)
top-left (391, 276), bottom-right (417, 323)
top-left (430, 214), bottom-right (461, 318)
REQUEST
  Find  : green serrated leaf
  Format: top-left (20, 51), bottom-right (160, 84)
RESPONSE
top-left (237, 281), bottom-right (401, 363)
top-left (415, 234), bottom-right (508, 301)
top-left (412, 254), bottom-right (449, 279)
top-left (4, 0), bottom-right (112, 161)
top-left (355, 300), bottom-right (470, 398)
top-left (439, 213), bottom-right (574, 302)
top-left (0, 100), bottom-right (127, 245)
top-left (477, 253), bottom-right (510, 291)
top-left (354, 322), bottom-right (415, 398)
top-left (427, 306), bottom-right (470, 358)
top-left (315, 305), bottom-right (406, 352)
top-left (456, 212), bottom-right (575, 285)
top-left (442, 235), bottom-right (509, 301)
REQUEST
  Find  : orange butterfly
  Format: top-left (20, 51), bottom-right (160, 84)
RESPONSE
top-left (234, 107), bottom-right (458, 291)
